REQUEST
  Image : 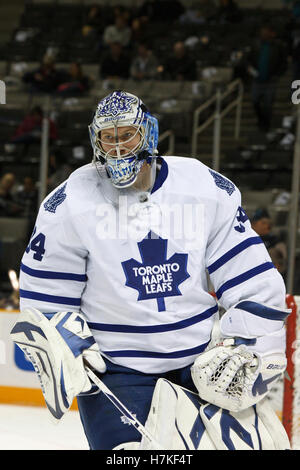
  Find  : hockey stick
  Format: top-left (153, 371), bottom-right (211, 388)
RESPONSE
top-left (84, 364), bottom-right (164, 449)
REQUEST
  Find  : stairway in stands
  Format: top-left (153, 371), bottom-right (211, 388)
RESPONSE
top-left (195, 66), bottom-right (294, 192)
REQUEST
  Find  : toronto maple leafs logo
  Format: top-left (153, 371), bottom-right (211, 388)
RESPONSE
top-left (209, 169), bottom-right (235, 196)
top-left (96, 91), bottom-right (137, 118)
top-left (44, 183), bottom-right (67, 213)
top-left (121, 231), bottom-right (190, 312)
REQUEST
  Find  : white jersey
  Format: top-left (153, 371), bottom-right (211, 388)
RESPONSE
top-left (20, 157), bottom-right (286, 373)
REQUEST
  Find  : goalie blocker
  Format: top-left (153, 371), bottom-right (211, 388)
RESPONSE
top-left (10, 308), bottom-right (106, 420)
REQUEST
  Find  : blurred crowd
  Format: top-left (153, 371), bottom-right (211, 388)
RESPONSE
top-left (22, 58), bottom-right (91, 96)
top-left (0, 0), bottom-right (299, 306)
top-left (15, 0), bottom-right (298, 132)
top-left (19, 0), bottom-right (243, 88)
top-left (0, 147), bottom-right (74, 219)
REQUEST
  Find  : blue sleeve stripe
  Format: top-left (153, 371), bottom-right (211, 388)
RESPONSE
top-left (88, 305), bottom-right (218, 333)
top-left (21, 263), bottom-right (87, 282)
top-left (235, 300), bottom-right (289, 321)
top-left (207, 237), bottom-right (263, 274)
top-left (19, 289), bottom-right (81, 306)
top-left (215, 262), bottom-right (275, 299)
top-left (103, 340), bottom-right (210, 359)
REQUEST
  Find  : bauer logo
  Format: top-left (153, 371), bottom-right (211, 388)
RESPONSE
top-left (14, 344), bottom-right (35, 371)
top-left (0, 80), bottom-right (6, 104)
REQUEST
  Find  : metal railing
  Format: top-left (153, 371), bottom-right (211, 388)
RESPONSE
top-left (158, 129), bottom-right (175, 156)
top-left (191, 78), bottom-right (244, 171)
top-left (38, 96), bottom-right (50, 207)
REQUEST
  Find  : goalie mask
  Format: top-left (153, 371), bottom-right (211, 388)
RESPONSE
top-left (89, 90), bottom-right (159, 189)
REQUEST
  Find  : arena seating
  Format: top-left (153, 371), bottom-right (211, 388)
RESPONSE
top-left (0, 0), bottom-right (299, 295)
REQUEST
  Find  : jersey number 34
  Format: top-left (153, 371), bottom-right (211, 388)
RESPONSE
top-left (25, 227), bottom-right (46, 261)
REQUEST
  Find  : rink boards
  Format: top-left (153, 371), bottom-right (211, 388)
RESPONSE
top-left (0, 310), bottom-right (78, 410)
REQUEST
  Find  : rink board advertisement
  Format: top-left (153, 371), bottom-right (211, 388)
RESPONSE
top-left (0, 310), bottom-right (78, 409)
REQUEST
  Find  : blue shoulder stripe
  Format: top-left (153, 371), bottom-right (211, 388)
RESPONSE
top-left (103, 341), bottom-right (210, 359)
top-left (207, 237), bottom-right (263, 274)
top-left (235, 300), bottom-right (289, 321)
top-left (88, 305), bottom-right (218, 333)
top-left (21, 263), bottom-right (87, 282)
top-left (215, 262), bottom-right (275, 299)
top-left (19, 289), bottom-right (81, 306)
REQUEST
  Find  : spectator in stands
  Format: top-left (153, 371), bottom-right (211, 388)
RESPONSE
top-left (82, 4), bottom-right (104, 39)
top-left (22, 54), bottom-right (64, 94)
top-left (130, 16), bottom-right (149, 44)
top-left (251, 208), bottom-right (287, 275)
top-left (247, 23), bottom-right (288, 132)
top-left (158, 41), bottom-right (197, 81)
top-left (130, 42), bottom-right (159, 80)
top-left (103, 14), bottom-right (131, 48)
top-left (214, 0), bottom-right (243, 24)
top-left (0, 173), bottom-right (23, 217)
top-left (47, 150), bottom-right (74, 193)
top-left (10, 106), bottom-right (58, 146)
top-left (100, 42), bottom-right (130, 80)
top-left (56, 63), bottom-right (91, 97)
top-left (114, 5), bottom-right (132, 25)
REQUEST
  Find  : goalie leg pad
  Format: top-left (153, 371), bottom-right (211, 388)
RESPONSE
top-left (140, 378), bottom-right (216, 450)
top-left (199, 397), bottom-right (290, 450)
top-left (140, 379), bottom-right (290, 450)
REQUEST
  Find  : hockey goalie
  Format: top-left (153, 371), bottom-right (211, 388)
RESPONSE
top-left (10, 91), bottom-right (291, 450)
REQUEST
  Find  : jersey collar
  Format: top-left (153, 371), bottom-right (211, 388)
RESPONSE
top-left (151, 157), bottom-right (168, 194)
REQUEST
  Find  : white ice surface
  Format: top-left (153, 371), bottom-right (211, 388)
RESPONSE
top-left (0, 404), bottom-right (89, 450)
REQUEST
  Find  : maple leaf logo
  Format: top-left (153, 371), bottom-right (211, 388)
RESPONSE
top-left (96, 91), bottom-right (137, 118)
top-left (44, 183), bottom-right (67, 213)
top-left (121, 231), bottom-right (190, 312)
top-left (208, 169), bottom-right (235, 196)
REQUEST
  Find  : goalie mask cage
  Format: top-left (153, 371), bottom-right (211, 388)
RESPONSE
top-left (282, 294), bottom-right (300, 450)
